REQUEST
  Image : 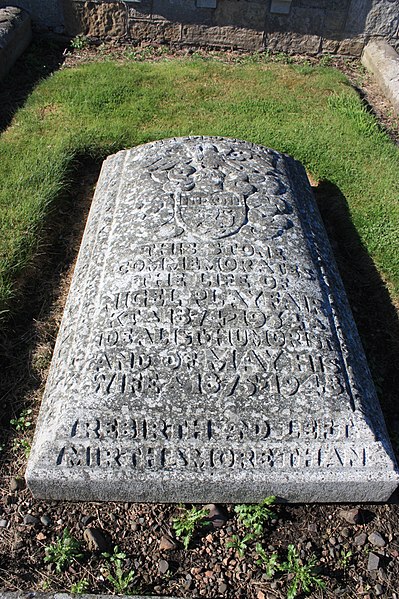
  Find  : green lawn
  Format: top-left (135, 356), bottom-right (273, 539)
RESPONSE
top-left (1, 57), bottom-right (398, 315)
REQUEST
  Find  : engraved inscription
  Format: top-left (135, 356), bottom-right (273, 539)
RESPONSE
top-left (26, 137), bottom-right (398, 503)
top-left (57, 442), bottom-right (368, 471)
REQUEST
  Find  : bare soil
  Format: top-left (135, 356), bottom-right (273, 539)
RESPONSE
top-left (0, 39), bottom-right (399, 598)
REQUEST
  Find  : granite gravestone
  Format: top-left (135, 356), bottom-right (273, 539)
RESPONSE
top-left (26, 137), bottom-right (399, 502)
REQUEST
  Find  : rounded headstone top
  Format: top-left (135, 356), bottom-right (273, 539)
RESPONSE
top-left (109, 136), bottom-right (295, 243)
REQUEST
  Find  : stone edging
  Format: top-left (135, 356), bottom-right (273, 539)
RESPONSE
top-left (0, 6), bottom-right (32, 81)
top-left (362, 40), bottom-right (399, 115)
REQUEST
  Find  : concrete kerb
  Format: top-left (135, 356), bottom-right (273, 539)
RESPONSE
top-left (362, 39), bottom-right (399, 115)
top-left (0, 6), bottom-right (32, 81)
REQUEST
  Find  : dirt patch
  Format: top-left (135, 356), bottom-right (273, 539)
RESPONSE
top-left (0, 42), bottom-right (399, 598)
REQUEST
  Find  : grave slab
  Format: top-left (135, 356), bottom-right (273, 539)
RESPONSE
top-left (26, 137), bottom-right (399, 503)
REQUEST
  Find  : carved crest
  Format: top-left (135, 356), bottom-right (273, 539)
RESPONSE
top-left (175, 190), bottom-right (247, 239)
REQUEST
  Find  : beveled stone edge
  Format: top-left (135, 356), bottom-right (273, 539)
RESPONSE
top-left (26, 461), bottom-right (399, 503)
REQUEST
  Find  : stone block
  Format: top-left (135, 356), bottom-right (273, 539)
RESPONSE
top-left (323, 9), bottom-right (348, 38)
top-left (363, 0), bottom-right (399, 37)
top-left (0, 7), bottom-right (32, 81)
top-left (197, 0), bottom-right (217, 8)
top-left (266, 6), bottom-right (324, 36)
top-left (294, 0), bottom-right (348, 7)
top-left (266, 31), bottom-right (321, 54)
top-left (320, 38), bottom-right (341, 53)
top-left (214, 0), bottom-right (267, 32)
top-left (127, 19), bottom-right (182, 43)
top-left (26, 137), bottom-right (399, 503)
top-left (152, 0), bottom-right (214, 26)
top-left (345, 0), bottom-right (399, 37)
top-left (181, 24), bottom-right (264, 50)
top-left (362, 39), bottom-right (399, 114)
top-left (63, 1), bottom-right (126, 37)
top-left (126, 0), bottom-right (152, 21)
top-left (337, 36), bottom-right (366, 55)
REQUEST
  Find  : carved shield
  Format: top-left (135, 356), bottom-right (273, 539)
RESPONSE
top-left (175, 191), bottom-right (247, 239)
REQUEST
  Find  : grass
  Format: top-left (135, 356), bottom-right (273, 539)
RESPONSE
top-left (0, 53), bottom-right (399, 316)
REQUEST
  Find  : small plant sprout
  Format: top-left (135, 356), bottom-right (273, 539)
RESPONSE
top-left (10, 408), bottom-right (33, 456)
top-left (256, 543), bottom-right (280, 578)
top-left (10, 408), bottom-right (32, 432)
top-left (70, 35), bottom-right (88, 50)
top-left (226, 534), bottom-right (254, 558)
top-left (12, 437), bottom-right (31, 457)
top-left (172, 505), bottom-right (210, 549)
top-left (280, 544), bottom-right (325, 599)
top-left (102, 545), bottom-right (135, 594)
top-left (44, 528), bottom-right (83, 572)
top-left (339, 548), bottom-right (353, 571)
top-left (234, 496), bottom-right (276, 537)
top-left (70, 578), bottom-right (89, 594)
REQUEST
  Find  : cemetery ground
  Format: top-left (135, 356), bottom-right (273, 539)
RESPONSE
top-left (0, 38), bottom-right (399, 598)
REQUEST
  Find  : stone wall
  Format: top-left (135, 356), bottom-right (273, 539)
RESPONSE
top-left (2, 0), bottom-right (399, 56)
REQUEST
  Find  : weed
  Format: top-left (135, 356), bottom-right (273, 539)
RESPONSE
top-left (256, 543), bottom-right (280, 578)
top-left (102, 546), bottom-right (135, 594)
top-left (226, 534), bottom-right (254, 558)
top-left (12, 437), bottom-right (31, 457)
top-left (236, 50), bottom-right (271, 64)
top-left (234, 496), bottom-right (276, 537)
top-left (10, 408), bottom-right (32, 432)
top-left (10, 409), bottom-right (33, 455)
top-left (71, 578), bottom-right (90, 594)
top-left (41, 580), bottom-right (51, 591)
top-left (339, 548), bottom-right (353, 571)
top-left (280, 544), bottom-right (325, 599)
top-left (319, 53), bottom-right (333, 67)
top-left (70, 35), bottom-right (88, 51)
top-left (124, 45), bottom-right (169, 62)
top-left (272, 51), bottom-right (294, 64)
top-left (172, 505), bottom-right (210, 549)
top-left (44, 528), bottom-right (83, 572)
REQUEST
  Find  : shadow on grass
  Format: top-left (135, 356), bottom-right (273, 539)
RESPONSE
top-left (0, 157), bottom-right (101, 469)
top-left (0, 35), bottom-right (68, 133)
top-left (314, 180), bottom-right (399, 459)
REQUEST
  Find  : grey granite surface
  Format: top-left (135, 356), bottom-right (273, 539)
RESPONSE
top-left (26, 137), bottom-right (399, 502)
top-left (0, 6), bottom-right (31, 81)
top-left (362, 39), bottom-right (399, 115)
